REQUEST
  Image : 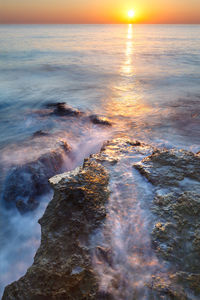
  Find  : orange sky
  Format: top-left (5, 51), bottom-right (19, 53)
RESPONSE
top-left (0, 0), bottom-right (200, 24)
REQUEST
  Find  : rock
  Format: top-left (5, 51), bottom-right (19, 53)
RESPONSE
top-left (151, 191), bottom-right (200, 272)
top-left (148, 275), bottom-right (187, 300)
top-left (46, 102), bottom-right (82, 117)
top-left (32, 130), bottom-right (49, 137)
top-left (134, 148), bottom-right (200, 186)
top-left (96, 291), bottom-right (114, 300)
top-left (2, 157), bottom-right (110, 300)
top-left (44, 103), bottom-right (112, 127)
top-left (134, 147), bottom-right (200, 298)
top-left (3, 139), bottom-right (200, 299)
top-left (1, 138), bottom-right (155, 300)
top-left (57, 139), bottom-right (72, 152)
top-left (2, 140), bottom-right (71, 213)
top-left (45, 102), bottom-right (66, 108)
top-left (89, 115), bottom-right (112, 126)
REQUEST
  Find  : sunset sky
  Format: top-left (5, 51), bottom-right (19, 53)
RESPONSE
top-left (0, 0), bottom-right (200, 24)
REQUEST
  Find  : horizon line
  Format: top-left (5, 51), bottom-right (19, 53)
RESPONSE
top-left (0, 22), bottom-right (200, 25)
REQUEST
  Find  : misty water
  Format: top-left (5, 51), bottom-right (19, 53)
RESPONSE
top-left (0, 24), bottom-right (200, 298)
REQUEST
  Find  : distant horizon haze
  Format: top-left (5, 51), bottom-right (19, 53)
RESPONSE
top-left (0, 0), bottom-right (200, 24)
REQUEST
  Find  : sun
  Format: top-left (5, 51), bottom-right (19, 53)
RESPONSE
top-left (128, 10), bottom-right (135, 18)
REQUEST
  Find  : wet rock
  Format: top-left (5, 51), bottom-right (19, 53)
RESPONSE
top-left (96, 291), bottom-right (114, 300)
top-left (134, 147), bottom-right (200, 298)
top-left (172, 272), bottom-right (200, 296)
top-left (44, 103), bottom-right (112, 127)
top-left (89, 115), bottom-right (112, 126)
top-left (32, 130), bottom-right (49, 138)
top-left (3, 139), bottom-right (200, 299)
top-left (45, 102), bottom-right (66, 108)
top-left (127, 140), bottom-right (141, 147)
top-left (46, 102), bottom-right (82, 117)
top-left (57, 139), bottom-right (72, 152)
top-left (151, 191), bottom-right (200, 272)
top-left (2, 138), bottom-right (156, 300)
top-left (148, 275), bottom-right (188, 300)
top-left (2, 157), bottom-right (110, 300)
top-left (134, 148), bottom-right (200, 186)
top-left (2, 140), bottom-right (71, 213)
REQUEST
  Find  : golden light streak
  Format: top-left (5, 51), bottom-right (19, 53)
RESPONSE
top-left (122, 24), bottom-right (133, 76)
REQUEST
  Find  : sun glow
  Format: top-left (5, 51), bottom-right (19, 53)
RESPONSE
top-left (128, 10), bottom-right (135, 18)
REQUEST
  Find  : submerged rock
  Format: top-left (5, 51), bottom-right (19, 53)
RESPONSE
top-left (41, 102), bottom-right (112, 128)
top-left (2, 140), bottom-right (71, 213)
top-left (89, 115), bottom-right (112, 126)
top-left (45, 102), bottom-right (66, 108)
top-left (32, 130), bottom-right (49, 137)
top-left (46, 102), bottom-right (82, 117)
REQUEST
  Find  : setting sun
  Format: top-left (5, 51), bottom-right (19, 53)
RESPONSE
top-left (128, 10), bottom-right (135, 18)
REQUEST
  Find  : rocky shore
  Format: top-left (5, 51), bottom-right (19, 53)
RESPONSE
top-left (1, 102), bottom-right (112, 215)
top-left (2, 139), bottom-right (200, 300)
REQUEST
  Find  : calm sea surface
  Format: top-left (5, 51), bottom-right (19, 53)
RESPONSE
top-left (0, 24), bottom-right (200, 296)
top-left (0, 24), bottom-right (200, 150)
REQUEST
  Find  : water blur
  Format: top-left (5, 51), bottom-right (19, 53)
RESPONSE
top-left (91, 142), bottom-right (163, 299)
top-left (0, 24), bottom-right (200, 296)
top-left (0, 24), bottom-right (199, 150)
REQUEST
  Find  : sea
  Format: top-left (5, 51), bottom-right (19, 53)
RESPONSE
top-left (0, 24), bottom-right (200, 297)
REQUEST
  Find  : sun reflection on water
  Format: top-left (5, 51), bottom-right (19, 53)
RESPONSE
top-left (103, 24), bottom-right (152, 134)
top-left (122, 24), bottom-right (134, 76)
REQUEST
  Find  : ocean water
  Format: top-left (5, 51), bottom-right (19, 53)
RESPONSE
top-left (0, 24), bottom-right (200, 150)
top-left (0, 24), bottom-right (200, 297)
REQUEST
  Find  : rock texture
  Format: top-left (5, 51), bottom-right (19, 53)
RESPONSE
top-left (135, 149), bottom-right (200, 298)
top-left (134, 148), bottom-right (200, 186)
top-left (2, 157), bottom-right (109, 300)
top-left (3, 139), bottom-right (200, 300)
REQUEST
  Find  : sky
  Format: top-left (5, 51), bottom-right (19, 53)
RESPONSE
top-left (0, 0), bottom-right (200, 24)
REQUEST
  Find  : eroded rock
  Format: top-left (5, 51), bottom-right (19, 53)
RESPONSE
top-left (2, 157), bottom-right (109, 300)
top-left (134, 148), bottom-right (200, 186)
top-left (134, 147), bottom-right (200, 298)
top-left (3, 138), bottom-right (152, 300)
top-left (3, 139), bottom-right (200, 299)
